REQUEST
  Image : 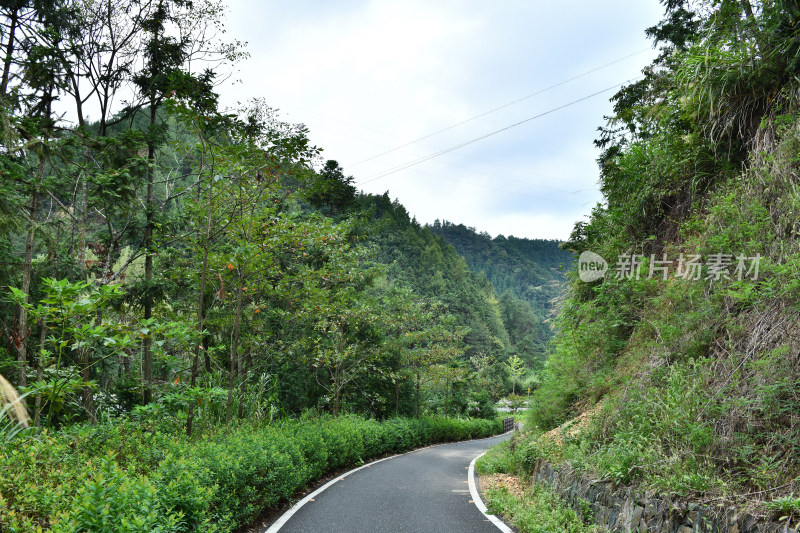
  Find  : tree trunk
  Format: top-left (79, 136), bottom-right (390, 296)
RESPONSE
top-left (142, 105), bottom-right (156, 404)
top-left (332, 370), bottom-right (341, 417)
top-left (0, 6), bottom-right (18, 97)
top-left (76, 172), bottom-right (88, 272)
top-left (187, 176), bottom-right (212, 437)
top-left (35, 224), bottom-right (53, 426)
top-left (81, 305), bottom-right (104, 423)
top-left (225, 265), bottom-right (244, 424)
top-left (237, 346), bottom-right (248, 420)
top-left (17, 186), bottom-right (40, 388)
top-left (34, 321), bottom-right (45, 427)
top-left (236, 277), bottom-right (244, 378)
top-left (236, 264), bottom-right (247, 419)
top-left (203, 335), bottom-right (211, 372)
top-left (415, 370), bottom-right (421, 419)
top-left (395, 380), bottom-right (400, 417)
top-left (81, 348), bottom-right (96, 423)
top-left (444, 378), bottom-right (450, 417)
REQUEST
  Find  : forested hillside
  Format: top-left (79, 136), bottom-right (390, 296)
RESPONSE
top-left (0, 1), bottom-right (524, 529)
top-left (0, 0), bottom-right (530, 430)
top-left (359, 196), bottom-right (511, 361)
top-left (429, 220), bottom-right (573, 365)
top-left (520, 0), bottom-right (800, 518)
top-left (429, 220), bottom-right (571, 304)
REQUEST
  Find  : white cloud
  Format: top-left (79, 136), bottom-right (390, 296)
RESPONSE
top-left (220, 0), bottom-right (665, 240)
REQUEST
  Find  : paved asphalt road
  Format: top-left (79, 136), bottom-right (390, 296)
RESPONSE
top-left (272, 433), bottom-right (512, 533)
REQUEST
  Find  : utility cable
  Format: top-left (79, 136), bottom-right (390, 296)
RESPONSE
top-left (357, 77), bottom-right (642, 186)
top-left (350, 48), bottom-right (650, 167)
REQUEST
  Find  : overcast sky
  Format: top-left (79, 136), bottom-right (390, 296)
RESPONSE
top-left (219, 1), bottom-right (666, 240)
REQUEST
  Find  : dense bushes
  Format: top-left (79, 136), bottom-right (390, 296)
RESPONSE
top-left (523, 116), bottom-right (800, 499)
top-left (0, 415), bottom-right (501, 532)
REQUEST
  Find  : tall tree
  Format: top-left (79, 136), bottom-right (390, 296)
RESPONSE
top-left (305, 159), bottom-right (356, 217)
top-left (1, 0), bottom-right (77, 389)
top-left (505, 353), bottom-right (525, 395)
top-left (131, 0), bottom-right (225, 403)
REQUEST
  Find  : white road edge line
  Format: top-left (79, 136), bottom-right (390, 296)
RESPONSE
top-left (264, 454), bottom-right (399, 533)
top-left (469, 452), bottom-right (514, 533)
top-left (265, 431), bottom-right (514, 533)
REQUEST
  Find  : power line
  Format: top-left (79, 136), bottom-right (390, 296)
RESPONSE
top-left (363, 144), bottom-right (598, 196)
top-left (351, 48), bottom-right (650, 167)
top-left (310, 120), bottom-right (584, 193)
top-left (280, 48), bottom-right (651, 188)
top-left (391, 165), bottom-right (600, 208)
top-left (311, 114), bottom-right (590, 190)
top-left (357, 77), bottom-right (641, 186)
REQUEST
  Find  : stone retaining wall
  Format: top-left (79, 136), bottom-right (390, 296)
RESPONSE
top-left (530, 459), bottom-right (796, 533)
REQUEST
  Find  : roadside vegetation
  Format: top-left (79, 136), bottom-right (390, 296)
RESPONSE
top-left (0, 1), bottom-right (553, 531)
top-left (1, 414), bottom-right (500, 531)
top-left (517, 0), bottom-right (800, 521)
top-left (476, 440), bottom-right (601, 533)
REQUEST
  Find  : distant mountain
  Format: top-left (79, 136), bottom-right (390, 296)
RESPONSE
top-left (427, 220), bottom-right (574, 366)
top-left (428, 221), bottom-right (572, 309)
top-left (354, 195), bottom-right (511, 365)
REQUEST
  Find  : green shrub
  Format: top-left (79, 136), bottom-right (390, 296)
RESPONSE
top-left (515, 437), bottom-right (561, 472)
top-left (289, 422), bottom-right (330, 481)
top-left (51, 454), bottom-right (183, 533)
top-left (152, 453), bottom-right (217, 531)
top-left (0, 415), bottom-right (501, 532)
top-left (475, 441), bottom-right (515, 475)
top-left (766, 494), bottom-right (800, 521)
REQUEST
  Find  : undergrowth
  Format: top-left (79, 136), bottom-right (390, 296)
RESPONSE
top-left (483, 485), bottom-right (601, 533)
top-left (0, 414), bottom-right (501, 532)
top-left (523, 83), bottom-right (800, 513)
top-left (476, 440), bottom-right (601, 533)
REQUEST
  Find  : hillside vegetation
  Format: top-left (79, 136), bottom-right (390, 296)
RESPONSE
top-left (525, 0), bottom-right (800, 515)
top-left (0, 1), bottom-right (562, 529)
top-left (429, 220), bottom-right (573, 366)
top-left (0, 0), bottom-right (554, 431)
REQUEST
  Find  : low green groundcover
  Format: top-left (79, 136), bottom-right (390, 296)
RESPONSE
top-left (0, 415), bottom-right (501, 532)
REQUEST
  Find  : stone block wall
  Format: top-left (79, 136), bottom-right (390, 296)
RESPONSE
top-left (530, 459), bottom-right (797, 533)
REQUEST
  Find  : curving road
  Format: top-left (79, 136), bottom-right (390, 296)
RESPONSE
top-left (266, 433), bottom-right (512, 533)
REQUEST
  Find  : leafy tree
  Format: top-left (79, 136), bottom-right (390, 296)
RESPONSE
top-left (8, 279), bottom-right (131, 425)
top-left (0, 0), bottom-right (81, 390)
top-left (0, 0), bottom-right (555, 445)
top-left (305, 159), bottom-right (356, 216)
top-left (505, 353), bottom-right (525, 395)
top-left (389, 296), bottom-right (467, 417)
top-left (130, 0), bottom-right (241, 404)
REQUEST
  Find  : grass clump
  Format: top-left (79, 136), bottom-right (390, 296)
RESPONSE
top-left (484, 483), bottom-right (602, 533)
top-left (476, 438), bottom-right (602, 533)
top-left (475, 440), bottom-right (516, 475)
top-left (765, 494), bottom-right (800, 523)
